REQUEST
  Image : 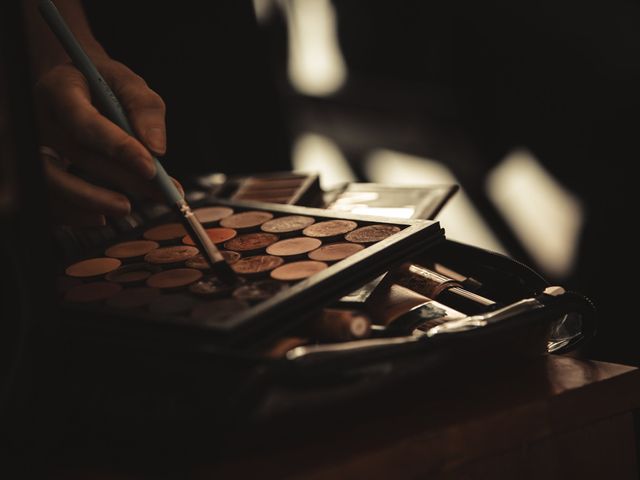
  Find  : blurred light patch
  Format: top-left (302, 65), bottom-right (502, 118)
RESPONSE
top-left (280, 0), bottom-right (347, 96)
top-left (486, 149), bottom-right (584, 278)
top-left (292, 133), bottom-right (356, 189)
top-left (364, 149), bottom-right (507, 253)
top-left (252, 0), bottom-right (277, 24)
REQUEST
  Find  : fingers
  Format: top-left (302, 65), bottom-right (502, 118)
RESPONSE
top-left (43, 157), bottom-right (131, 218)
top-left (59, 148), bottom-right (184, 204)
top-left (100, 62), bottom-right (167, 156)
top-left (36, 64), bottom-right (156, 179)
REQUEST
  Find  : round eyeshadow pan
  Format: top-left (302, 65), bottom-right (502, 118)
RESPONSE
top-left (232, 255), bottom-right (284, 275)
top-left (270, 261), bottom-right (328, 281)
top-left (220, 211), bottom-right (274, 229)
top-left (105, 240), bottom-right (159, 259)
top-left (143, 223), bottom-right (187, 242)
top-left (146, 268), bottom-right (203, 289)
top-left (307, 242), bottom-right (365, 262)
top-left (106, 287), bottom-right (161, 309)
top-left (232, 280), bottom-right (287, 303)
top-left (105, 263), bottom-right (161, 284)
top-left (261, 215), bottom-right (315, 234)
top-left (181, 227), bottom-right (237, 246)
top-left (148, 293), bottom-right (197, 315)
top-left (345, 224), bottom-right (402, 243)
top-left (144, 246), bottom-right (199, 265)
top-left (190, 299), bottom-right (249, 324)
top-left (185, 251), bottom-right (241, 270)
top-left (188, 276), bottom-right (235, 297)
top-left (302, 220), bottom-right (358, 238)
top-left (193, 206), bottom-right (234, 224)
top-left (65, 257), bottom-right (122, 278)
top-left (266, 237), bottom-right (322, 257)
top-left (224, 233), bottom-right (279, 252)
top-left (65, 282), bottom-right (122, 303)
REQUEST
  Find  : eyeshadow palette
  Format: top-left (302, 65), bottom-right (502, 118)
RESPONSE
top-left (323, 183), bottom-right (459, 219)
top-left (193, 171), bottom-right (323, 207)
top-left (58, 199), bottom-right (443, 345)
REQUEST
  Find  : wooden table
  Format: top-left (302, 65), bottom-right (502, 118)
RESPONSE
top-left (51, 355), bottom-right (640, 479)
top-left (204, 355), bottom-right (640, 479)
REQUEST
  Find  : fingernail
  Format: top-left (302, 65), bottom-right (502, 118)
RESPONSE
top-left (146, 127), bottom-right (166, 155)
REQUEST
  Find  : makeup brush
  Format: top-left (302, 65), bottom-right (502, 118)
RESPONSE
top-left (38, 0), bottom-right (237, 284)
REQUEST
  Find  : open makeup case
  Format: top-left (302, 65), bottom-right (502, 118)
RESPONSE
top-left (38, 173), bottom-right (597, 450)
top-left (0, 11), bottom-right (595, 454)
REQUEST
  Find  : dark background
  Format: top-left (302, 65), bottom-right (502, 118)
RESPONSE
top-left (2, 0), bottom-right (640, 471)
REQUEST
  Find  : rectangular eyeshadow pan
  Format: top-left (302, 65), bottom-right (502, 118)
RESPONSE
top-left (59, 199), bottom-right (444, 346)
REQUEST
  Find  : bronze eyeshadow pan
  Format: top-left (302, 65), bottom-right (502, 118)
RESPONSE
top-left (144, 246), bottom-right (199, 265)
top-left (266, 237), bottom-right (322, 257)
top-left (181, 227), bottom-right (237, 246)
top-left (193, 206), bottom-right (234, 224)
top-left (143, 223), bottom-right (187, 242)
top-left (308, 242), bottom-right (365, 262)
top-left (105, 240), bottom-right (159, 260)
top-left (261, 215), bottom-right (315, 234)
top-left (302, 220), bottom-right (358, 239)
top-left (65, 257), bottom-right (122, 278)
top-left (220, 211), bottom-right (273, 230)
top-left (224, 233), bottom-right (279, 253)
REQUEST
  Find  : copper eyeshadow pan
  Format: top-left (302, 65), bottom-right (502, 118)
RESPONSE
top-left (261, 215), bottom-right (315, 234)
top-left (181, 227), bottom-right (237, 246)
top-left (105, 240), bottom-right (159, 259)
top-left (146, 268), bottom-right (203, 289)
top-left (266, 237), bottom-right (322, 257)
top-left (65, 257), bottom-right (122, 278)
top-left (144, 246), bottom-right (199, 265)
top-left (143, 223), bottom-right (187, 242)
top-left (220, 211), bottom-right (274, 229)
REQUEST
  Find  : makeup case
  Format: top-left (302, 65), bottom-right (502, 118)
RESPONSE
top-left (47, 207), bottom-right (596, 454)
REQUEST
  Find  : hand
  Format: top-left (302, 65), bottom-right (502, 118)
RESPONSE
top-left (35, 56), bottom-right (181, 225)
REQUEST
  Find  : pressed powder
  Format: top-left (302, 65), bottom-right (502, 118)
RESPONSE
top-left (193, 206), bottom-right (234, 224)
top-left (261, 215), bottom-right (315, 234)
top-left (143, 223), bottom-right (187, 242)
top-left (182, 227), bottom-right (237, 246)
top-left (185, 251), bottom-right (241, 270)
top-left (105, 240), bottom-right (159, 259)
top-left (271, 261), bottom-right (328, 281)
top-left (105, 263), bottom-right (160, 284)
top-left (266, 237), bottom-right (322, 257)
top-left (232, 255), bottom-right (284, 275)
top-left (65, 257), bottom-right (122, 278)
top-left (144, 246), bottom-right (199, 265)
top-left (308, 242), bottom-right (364, 262)
top-left (220, 211), bottom-right (274, 230)
top-left (303, 220), bottom-right (357, 238)
top-left (146, 268), bottom-right (203, 289)
top-left (224, 233), bottom-right (279, 252)
top-left (345, 224), bottom-right (401, 243)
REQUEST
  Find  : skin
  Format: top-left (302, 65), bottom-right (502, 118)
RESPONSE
top-left (24, 0), bottom-right (181, 226)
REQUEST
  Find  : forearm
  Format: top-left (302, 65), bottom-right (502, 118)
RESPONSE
top-left (23, 0), bottom-right (108, 79)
